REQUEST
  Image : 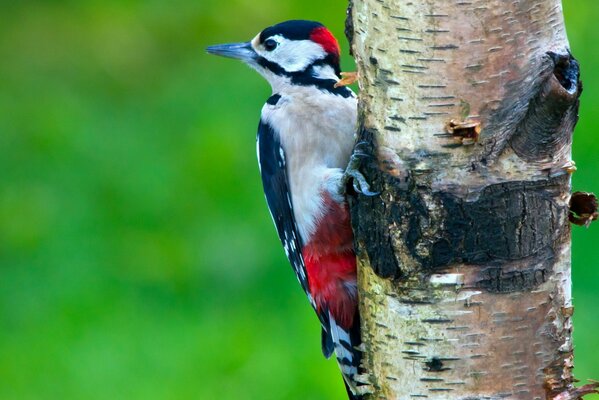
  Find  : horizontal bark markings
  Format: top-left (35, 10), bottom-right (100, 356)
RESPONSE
top-left (475, 266), bottom-right (546, 293)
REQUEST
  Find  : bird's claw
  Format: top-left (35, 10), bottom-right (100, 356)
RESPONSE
top-left (341, 142), bottom-right (379, 197)
top-left (348, 170), bottom-right (379, 197)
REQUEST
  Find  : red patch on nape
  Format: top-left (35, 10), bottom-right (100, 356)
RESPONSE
top-left (309, 27), bottom-right (340, 60)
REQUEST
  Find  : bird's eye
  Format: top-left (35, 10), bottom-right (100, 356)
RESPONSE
top-left (264, 39), bottom-right (278, 51)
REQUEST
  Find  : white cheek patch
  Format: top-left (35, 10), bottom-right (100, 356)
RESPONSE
top-left (256, 35), bottom-right (327, 73)
top-left (311, 64), bottom-right (338, 80)
top-left (274, 39), bottom-right (327, 72)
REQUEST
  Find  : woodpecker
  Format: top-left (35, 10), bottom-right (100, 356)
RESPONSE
top-left (207, 20), bottom-right (373, 399)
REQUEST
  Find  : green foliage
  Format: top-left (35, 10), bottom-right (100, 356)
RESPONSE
top-left (0, 2), bottom-right (596, 398)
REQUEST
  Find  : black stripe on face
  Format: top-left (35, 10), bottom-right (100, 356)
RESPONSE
top-left (290, 75), bottom-right (353, 98)
top-left (256, 56), bottom-right (287, 76)
top-left (256, 56), bottom-right (352, 98)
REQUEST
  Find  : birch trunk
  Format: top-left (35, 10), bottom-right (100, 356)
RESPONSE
top-left (346, 1), bottom-right (588, 399)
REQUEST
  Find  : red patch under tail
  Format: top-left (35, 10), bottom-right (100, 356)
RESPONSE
top-left (302, 195), bottom-right (357, 329)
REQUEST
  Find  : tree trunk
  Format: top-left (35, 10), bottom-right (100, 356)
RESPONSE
top-left (346, 1), bottom-right (590, 399)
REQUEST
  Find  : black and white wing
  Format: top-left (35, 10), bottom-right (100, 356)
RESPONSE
top-left (256, 118), bottom-right (313, 304)
top-left (257, 118), bottom-right (336, 357)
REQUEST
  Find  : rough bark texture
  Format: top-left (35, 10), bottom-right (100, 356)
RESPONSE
top-left (346, 1), bottom-right (585, 399)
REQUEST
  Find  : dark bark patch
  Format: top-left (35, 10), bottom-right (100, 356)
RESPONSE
top-left (349, 128), bottom-right (403, 279)
top-left (431, 239), bottom-right (453, 267)
top-left (436, 179), bottom-right (565, 267)
top-left (351, 127), bottom-right (570, 291)
top-left (344, 0), bottom-right (354, 56)
top-left (425, 357), bottom-right (448, 372)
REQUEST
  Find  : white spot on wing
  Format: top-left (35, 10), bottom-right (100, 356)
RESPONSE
top-left (256, 136), bottom-right (261, 170)
top-left (279, 147), bottom-right (285, 162)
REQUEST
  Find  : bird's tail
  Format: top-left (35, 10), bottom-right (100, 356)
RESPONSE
top-left (326, 311), bottom-right (363, 400)
top-left (344, 381), bottom-right (362, 400)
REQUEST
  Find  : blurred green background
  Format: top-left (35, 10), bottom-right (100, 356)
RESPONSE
top-left (0, 1), bottom-right (597, 399)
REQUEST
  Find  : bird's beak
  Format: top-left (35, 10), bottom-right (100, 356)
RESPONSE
top-left (206, 41), bottom-right (257, 64)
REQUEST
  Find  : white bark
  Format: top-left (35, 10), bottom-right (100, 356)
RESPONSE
top-left (347, 1), bottom-right (589, 398)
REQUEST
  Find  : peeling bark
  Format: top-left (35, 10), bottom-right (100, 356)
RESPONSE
top-left (346, 1), bottom-right (583, 399)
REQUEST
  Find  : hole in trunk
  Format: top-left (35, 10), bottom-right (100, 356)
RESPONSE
top-left (569, 191), bottom-right (598, 227)
top-left (547, 51), bottom-right (581, 95)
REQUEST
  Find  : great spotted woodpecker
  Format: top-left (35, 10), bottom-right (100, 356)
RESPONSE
top-left (207, 20), bottom-right (373, 399)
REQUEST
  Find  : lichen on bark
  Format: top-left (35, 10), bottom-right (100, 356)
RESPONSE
top-left (346, 1), bottom-right (584, 398)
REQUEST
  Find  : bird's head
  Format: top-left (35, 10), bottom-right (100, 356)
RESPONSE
top-left (207, 20), bottom-right (342, 91)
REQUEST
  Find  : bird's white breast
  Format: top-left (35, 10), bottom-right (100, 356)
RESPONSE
top-left (261, 84), bottom-right (358, 244)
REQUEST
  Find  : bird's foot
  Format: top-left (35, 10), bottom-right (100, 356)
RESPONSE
top-left (334, 72), bottom-right (359, 88)
top-left (341, 142), bottom-right (379, 197)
